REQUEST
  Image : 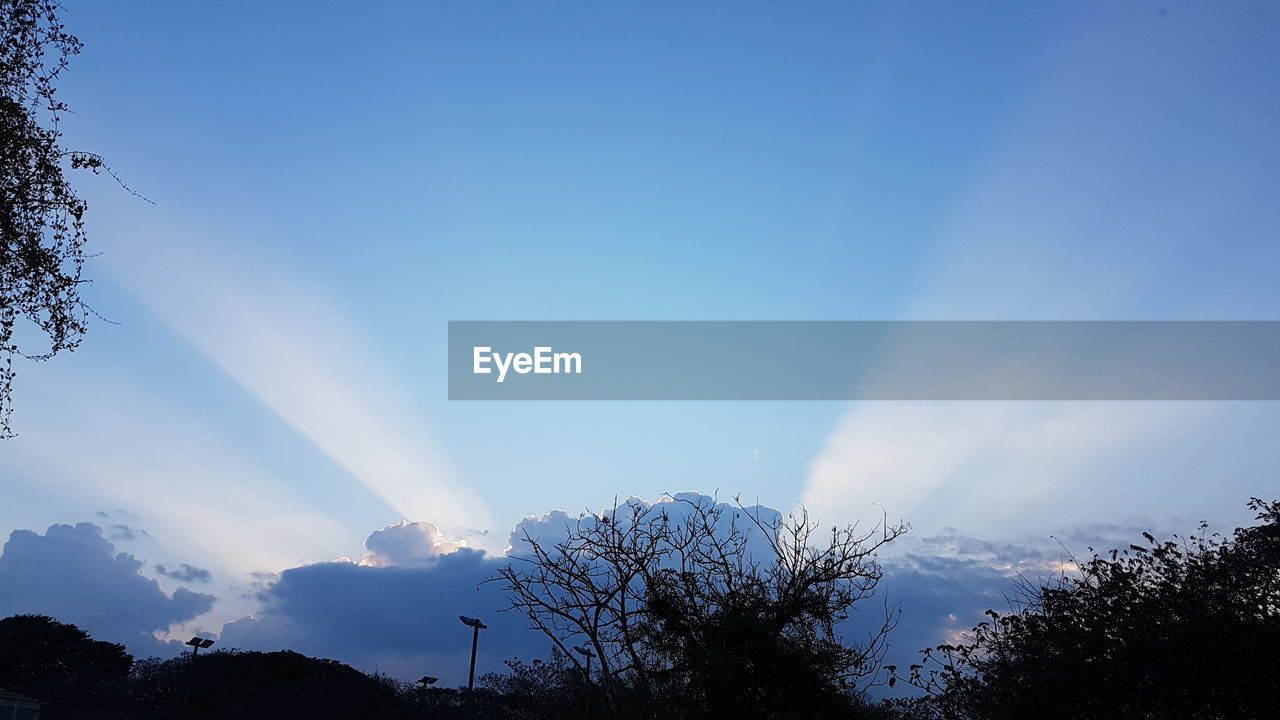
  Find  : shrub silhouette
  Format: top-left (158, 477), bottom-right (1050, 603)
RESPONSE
top-left (891, 498), bottom-right (1280, 720)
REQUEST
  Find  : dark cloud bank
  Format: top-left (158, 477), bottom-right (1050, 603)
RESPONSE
top-left (0, 522), bottom-right (213, 656)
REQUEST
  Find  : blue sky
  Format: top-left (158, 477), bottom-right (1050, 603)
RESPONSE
top-left (2, 0), bottom-right (1279, 687)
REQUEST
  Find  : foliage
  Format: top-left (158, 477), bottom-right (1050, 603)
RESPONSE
top-left (0, 609), bottom-right (904, 720)
top-left (0, 619), bottom-right (414, 719)
top-left (0, 614), bottom-right (133, 719)
top-left (1, 0), bottom-right (137, 437)
top-left (475, 648), bottom-right (591, 718)
top-left (129, 649), bottom-right (410, 720)
top-left (491, 495), bottom-right (908, 719)
top-left (889, 498), bottom-right (1280, 720)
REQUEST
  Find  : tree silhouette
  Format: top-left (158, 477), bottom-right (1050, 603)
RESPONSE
top-left (0, 614), bottom-right (133, 719)
top-left (890, 498), bottom-right (1280, 720)
top-left (130, 649), bottom-right (409, 720)
top-left (492, 495), bottom-right (907, 719)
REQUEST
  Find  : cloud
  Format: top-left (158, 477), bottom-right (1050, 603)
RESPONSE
top-left (219, 493), bottom-right (781, 685)
top-left (5, 361), bottom-right (361, 596)
top-left (107, 524), bottom-right (153, 542)
top-left (358, 521), bottom-right (468, 567)
top-left (217, 493), bottom-right (820, 685)
top-left (865, 550), bottom-right (1017, 692)
top-left (155, 563), bottom-right (213, 583)
top-left (505, 508), bottom-right (578, 555)
top-left (850, 522), bottom-right (1164, 699)
top-left (0, 522), bottom-right (215, 656)
top-left (219, 549), bottom-right (538, 686)
top-left (505, 493), bottom-right (784, 560)
top-left (0, 496), bottom-right (1175, 692)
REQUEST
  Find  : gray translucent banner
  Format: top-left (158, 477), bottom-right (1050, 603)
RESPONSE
top-left (447, 321), bottom-right (1280, 400)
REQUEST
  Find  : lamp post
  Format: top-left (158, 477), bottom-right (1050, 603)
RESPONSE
top-left (572, 645), bottom-right (595, 680)
top-left (178, 636), bottom-right (215, 719)
top-left (458, 616), bottom-right (487, 693)
top-left (573, 645), bottom-right (596, 719)
top-left (415, 676), bottom-right (437, 720)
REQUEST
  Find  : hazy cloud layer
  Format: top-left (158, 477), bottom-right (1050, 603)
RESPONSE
top-left (0, 523), bottom-right (215, 656)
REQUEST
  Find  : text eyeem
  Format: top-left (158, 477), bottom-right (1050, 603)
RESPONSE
top-left (473, 346), bottom-right (582, 383)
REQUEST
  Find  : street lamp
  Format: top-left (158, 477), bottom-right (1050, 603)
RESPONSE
top-left (458, 616), bottom-right (487, 693)
top-left (187, 637), bottom-right (216, 650)
top-left (415, 676), bottom-right (438, 720)
top-left (573, 646), bottom-right (597, 719)
top-left (179, 636), bottom-right (215, 718)
top-left (572, 645), bottom-right (596, 679)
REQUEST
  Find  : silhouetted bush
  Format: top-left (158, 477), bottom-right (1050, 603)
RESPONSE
top-left (891, 498), bottom-right (1280, 720)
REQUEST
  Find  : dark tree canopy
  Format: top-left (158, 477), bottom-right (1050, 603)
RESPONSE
top-left (891, 498), bottom-right (1280, 720)
top-left (0, 614), bottom-right (134, 718)
top-left (0, 617), bottom-right (415, 720)
top-left (1, 0), bottom-right (122, 438)
top-left (130, 649), bottom-right (408, 720)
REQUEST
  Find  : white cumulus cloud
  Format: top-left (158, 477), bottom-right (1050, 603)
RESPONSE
top-left (359, 520), bottom-right (468, 567)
